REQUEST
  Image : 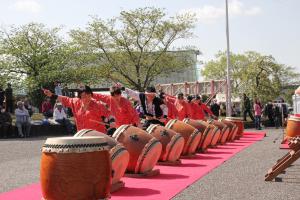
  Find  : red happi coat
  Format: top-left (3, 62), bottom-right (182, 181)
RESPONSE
top-left (93, 93), bottom-right (140, 128)
top-left (59, 96), bottom-right (110, 133)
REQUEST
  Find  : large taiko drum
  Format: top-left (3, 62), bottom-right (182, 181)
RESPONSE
top-left (112, 125), bottom-right (162, 174)
top-left (165, 119), bottom-right (201, 155)
top-left (220, 119), bottom-right (238, 142)
top-left (41, 136), bottom-right (111, 200)
top-left (74, 129), bottom-right (129, 185)
top-left (183, 118), bottom-right (213, 152)
top-left (146, 124), bottom-right (184, 162)
top-left (224, 117), bottom-right (244, 139)
top-left (209, 120), bottom-right (230, 144)
top-left (286, 115), bottom-right (300, 138)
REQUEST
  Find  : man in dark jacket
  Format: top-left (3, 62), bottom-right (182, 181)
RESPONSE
top-left (0, 106), bottom-right (12, 138)
top-left (243, 93), bottom-right (254, 121)
top-left (5, 83), bottom-right (14, 113)
top-left (0, 86), bottom-right (4, 107)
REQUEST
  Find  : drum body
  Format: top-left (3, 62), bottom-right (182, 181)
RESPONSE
top-left (165, 119), bottom-right (201, 155)
top-left (221, 120), bottom-right (238, 142)
top-left (225, 117), bottom-right (244, 139)
top-left (74, 129), bottom-right (129, 185)
top-left (210, 125), bottom-right (221, 147)
top-left (209, 120), bottom-right (230, 144)
top-left (183, 118), bottom-right (213, 152)
top-left (112, 125), bottom-right (162, 174)
top-left (41, 137), bottom-right (111, 200)
top-left (146, 124), bottom-right (184, 162)
top-left (286, 116), bottom-right (300, 137)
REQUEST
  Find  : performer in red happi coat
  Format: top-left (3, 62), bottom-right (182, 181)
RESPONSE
top-left (159, 92), bottom-right (178, 122)
top-left (43, 85), bottom-right (110, 133)
top-left (192, 95), bottom-right (216, 120)
top-left (165, 93), bottom-right (192, 121)
top-left (93, 85), bottom-right (140, 128)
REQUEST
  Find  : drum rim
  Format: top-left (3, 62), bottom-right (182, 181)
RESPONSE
top-left (166, 134), bottom-right (184, 161)
top-left (182, 118), bottom-right (190, 123)
top-left (112, 124), bottom-right (131, 140)
top-left (74, 129), bottom-right (95, 137)
top-left (225, 117), bottom-right (243, 121)
top-left (135, 138), bottom-right (161, 173)
top-left (165, 119), bottom-right (177, 129)
top-left (288, 117), bottom-right (300, 122)
top-left (146, 124), bottom-right (160, 134)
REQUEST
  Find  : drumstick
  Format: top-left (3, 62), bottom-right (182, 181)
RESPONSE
top-left (89, 119), bottom-right (110, 126)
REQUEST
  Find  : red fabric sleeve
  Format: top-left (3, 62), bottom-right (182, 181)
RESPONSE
top-left (201, 104), bottom-right (213, 115)
top-left (58, 96), bottom-right (75, 109)
top-left (93, 93), bottom-right (111, 105)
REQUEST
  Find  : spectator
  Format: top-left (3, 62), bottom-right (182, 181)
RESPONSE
top-left (15, 101), bottom-right (31, 138)
top-left (42, 97), bottom-right (53, 119)
top-left (264, 101), bottom-right (274, 126)
top-left (5, 83), bottom-right (14, 113)
top-left (210, 99), bottom-right (220, 118)
top-left (242, 93), bottom-right (254, 121)
top-left (0, 86), bottom-right (4, 107)
top-left (53, 102), bottom-right (75, 135)
top-left (23, 98), bottom-right (33, 117)
top-left (0, 106), bottom-right (12, 138)
top-left (62, 86), bottom-right (71, 97)
top-left (273, 104), bottom-right (281, 128)
top-left (54, 81), bottom-right (62, 96)
top-left (232, 104), bottom-right (237, 117)
top-left (253, 99), bottom-right (262, 130)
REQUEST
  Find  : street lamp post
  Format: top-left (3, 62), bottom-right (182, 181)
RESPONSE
top-left (225, 0), bottom-right (232, 117)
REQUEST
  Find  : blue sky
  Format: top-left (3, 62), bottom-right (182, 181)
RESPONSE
top-left (1, 0), bottom-right (300, 75)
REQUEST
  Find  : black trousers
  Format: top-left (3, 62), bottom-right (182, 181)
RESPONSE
top-left (243, 109), bottom-right (254, 121)
top-left (0, 123), bottom-right (11, 138)
top-left (5, 100), bottom-right (13, 113)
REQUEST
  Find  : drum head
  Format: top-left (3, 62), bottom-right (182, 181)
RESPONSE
top-left (211, 129), bottom-right (220, 146)
top-left (184, 131), bottom-right (201, 155)
top-left (166, 136), bottom-right (184, 162)
top-left (136, 141), bottom-right (162, 173)
top-left (200, 128), bottom-right (214, 150)
top-left (220, 128), bottom-right (230, 144)
top-left (111, 146), bottom-right (130, 184)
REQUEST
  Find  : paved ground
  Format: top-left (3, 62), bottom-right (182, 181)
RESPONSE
top-left (0, 128), bottom-right (299, 200)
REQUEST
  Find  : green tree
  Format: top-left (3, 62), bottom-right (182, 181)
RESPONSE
top-left (201, 51), bottom-right (299, 103)
top-left (70, 7), bottom-right (196, 91)
top-left (0, 23), bottom-right (105, 106)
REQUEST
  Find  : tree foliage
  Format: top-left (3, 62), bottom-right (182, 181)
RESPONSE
top-left (0, 23), bottom-right (106, 105)
top-left (70, 7), bottom-right (196, 91)
top-left (201, 51), bottom-right (299, 103)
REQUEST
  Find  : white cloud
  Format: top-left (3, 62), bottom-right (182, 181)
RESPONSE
top-left (245, 7), bottom-right (262, 16)
top-left (11, 0), bottom-right (42, 13)
top-left (179, 0), bottom-right (262, 24)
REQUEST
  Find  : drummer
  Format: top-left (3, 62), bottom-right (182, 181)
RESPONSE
top-left (159, 91), bottom-right (178, 122)
top-left (125, 86), bottom-right (167, 128)
top-left (165, 93), bottom-right (191, 121)
top-left (93, 84), bottom-right (141, 128)
top-left (43, 85), bottom-right (110, 133)
top-left (192, 95), bottom-right (216, 120)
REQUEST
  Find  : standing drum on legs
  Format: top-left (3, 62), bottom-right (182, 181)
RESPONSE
top-left (113, 125), bottom-right (162, 174)
top-left (146, 124), bottom-right (184, 162)
top-left (165, 119), bottom-right (201, 156)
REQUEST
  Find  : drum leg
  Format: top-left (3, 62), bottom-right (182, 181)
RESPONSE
top-left (125, 169), bottom-right (160, 177)
top-left (110, 181), bottom-right (125, 193)
top-left (265, 149), bottom-right (300, 181)
top-left (157, 159), bottom-right (182, 166)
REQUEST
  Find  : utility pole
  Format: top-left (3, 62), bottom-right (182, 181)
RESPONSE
top-left (225, 0), bottom-right (232, 117)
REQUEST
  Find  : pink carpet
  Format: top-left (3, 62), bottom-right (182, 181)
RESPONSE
top-left (0, 132), bottom-right (265, 200)
top-left (280, 143), bottom-right (290, 149)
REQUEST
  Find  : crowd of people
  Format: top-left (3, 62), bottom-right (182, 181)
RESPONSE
top-left (0, 82), bottom-right (290, 139)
